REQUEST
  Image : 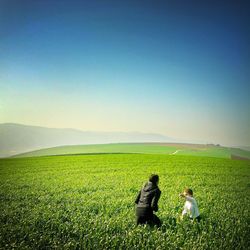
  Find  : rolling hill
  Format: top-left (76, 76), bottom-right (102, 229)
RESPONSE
top-left (13, 143), bottom-right (250, 160)
top-left (2, 123), bottom-right (249, 160)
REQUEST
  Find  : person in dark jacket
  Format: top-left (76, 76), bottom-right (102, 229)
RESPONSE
top-left (135, 174), bottom-right (161, 227)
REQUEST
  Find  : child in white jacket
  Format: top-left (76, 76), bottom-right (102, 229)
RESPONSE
top-left (179, 188), bottom-right (201, 222)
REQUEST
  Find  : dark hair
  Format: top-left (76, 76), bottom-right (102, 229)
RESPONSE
top-left (184, 188), bottom-right (193, 196)
top-left (149, 174), bottom-right (159, 185)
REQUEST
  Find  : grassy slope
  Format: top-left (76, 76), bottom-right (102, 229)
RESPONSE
top-left (230, 147), bottom-right (250, 158)
top-left (13, 143), bottom-right (250, 159)
top-left (14, 144), bottom-right (178, 157)
top-left (174, 147), bottom-right (231, 158)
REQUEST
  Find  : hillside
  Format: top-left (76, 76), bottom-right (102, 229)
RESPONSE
top-left (13, 143), bottom-right (250, 159)
top-left (2, 123), bottom-right (249, 159)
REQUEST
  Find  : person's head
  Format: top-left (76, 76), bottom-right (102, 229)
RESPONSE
top-left (149, 174), bottom-right (159, 185)
top-left (183, 188), bottom-right (193, 196)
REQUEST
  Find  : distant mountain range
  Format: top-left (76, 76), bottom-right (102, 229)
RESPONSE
top-left (0, 123), bottom-right (175, 157)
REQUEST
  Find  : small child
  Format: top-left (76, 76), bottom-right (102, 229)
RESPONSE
top-left (179, 188), bottom-right (201, 222)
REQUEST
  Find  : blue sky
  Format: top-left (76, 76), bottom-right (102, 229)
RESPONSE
top-left (1, 0), bottom-right (249, 146)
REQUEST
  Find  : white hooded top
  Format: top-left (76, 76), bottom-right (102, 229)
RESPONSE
top-left (182, 196), bottom-right (200, 219)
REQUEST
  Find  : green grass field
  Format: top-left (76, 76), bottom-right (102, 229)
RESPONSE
top-left (1, 153), bottom-right (250, 249)
top-left (13, 143), bottom-right (250, 159)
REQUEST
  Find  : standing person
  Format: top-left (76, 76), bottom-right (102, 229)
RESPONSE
top-left (135, 174), bottom-right (161, 227)
top-left (179, 188), bottom-right (201, 222)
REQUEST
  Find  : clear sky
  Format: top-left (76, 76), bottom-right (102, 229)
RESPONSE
top-left (1, 0), bottom-right (249, 146)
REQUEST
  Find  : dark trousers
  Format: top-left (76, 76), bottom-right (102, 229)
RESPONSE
top-left (136, 207), bottom-right (161, 227)
top-left (193, 215), bottom-right (201, 222)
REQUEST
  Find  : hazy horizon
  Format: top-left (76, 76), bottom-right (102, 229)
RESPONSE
top-left (1, 1), bottom-right (250, 147)
top-left (1, 122), bottom-right (248, 148)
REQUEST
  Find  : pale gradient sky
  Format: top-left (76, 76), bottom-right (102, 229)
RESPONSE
top-left (1, 1), bottom-right (250, 146)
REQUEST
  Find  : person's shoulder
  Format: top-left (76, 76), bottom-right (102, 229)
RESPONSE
top-left (185, 196), bottom-right (195, 202)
